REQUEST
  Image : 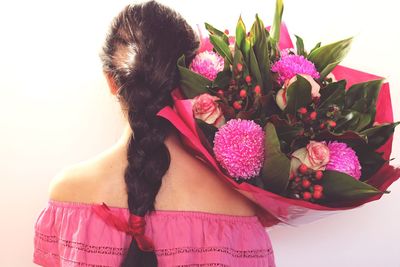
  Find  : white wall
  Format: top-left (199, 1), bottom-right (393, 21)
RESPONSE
top-left (0, 0), bottom-right (399, 266)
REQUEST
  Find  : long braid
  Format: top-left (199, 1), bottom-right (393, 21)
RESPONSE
top-left (121, 78), bottom-right (173, 266)
top-left (100, 1), bottom-right (199, 266)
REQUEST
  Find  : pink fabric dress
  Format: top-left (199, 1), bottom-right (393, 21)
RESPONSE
top-left (33, 200), bottom-right (276, 267)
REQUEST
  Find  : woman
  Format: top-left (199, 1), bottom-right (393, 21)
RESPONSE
top-left (33, 1), bottom-right (275, 266)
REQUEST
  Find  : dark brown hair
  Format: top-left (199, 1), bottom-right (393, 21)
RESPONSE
top-left (100, 1), bottom-right (199, 266)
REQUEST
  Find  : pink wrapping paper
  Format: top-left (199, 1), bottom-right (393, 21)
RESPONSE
top-left (157, 24), bottom-right (400, 227)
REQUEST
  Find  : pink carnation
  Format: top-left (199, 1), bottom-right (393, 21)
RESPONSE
top-left (213, 119), bottom-right (265, 179)
top-left (271, 54), bottom-right (320, 85)
top-left (190, 51), bottom-right (224, 81)
top-left (326, 141), bottom-right (362, 179)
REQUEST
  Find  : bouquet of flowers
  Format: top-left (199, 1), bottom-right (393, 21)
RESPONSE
top-left (157, 0), bottom-right (400, 226)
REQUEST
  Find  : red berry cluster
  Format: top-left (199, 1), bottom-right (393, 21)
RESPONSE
top-left (287, 164), bottom-right (324, 202)
top-left (219, 63), bottom-right (262, 112)
top-left (296, 105), bottom-right (338, 139)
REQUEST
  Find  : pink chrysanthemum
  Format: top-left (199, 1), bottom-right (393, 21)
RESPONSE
top-left (190, 51), bottom-right (224, 81)
top-left (326, 141), bottom-right (362, 179)
top-left (213, 119), bottom-right (265, 179)
top-left (279, 48), bottom-right (296, 57)
top-left (271, 54), bottom-right (320, 85)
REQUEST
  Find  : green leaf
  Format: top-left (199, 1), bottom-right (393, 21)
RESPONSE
top-left (236, 16), bottom-right (251, 62)
top-left (334, 79), bottom-right (384, 132)
top-left (345, 79), bottom-right (383, 121)
top-left (204, 22), bottom-right (229, 44)
top-left (316, 130), bottom-right (368, 148)
top-left (209, 34), bottom-right (233, 65)
top-left (237, 109), bottom-right (256, 120)
top-left (275, 125), bottom-right (304, 145)
top-left (295, 35), bottom-right (306, 56)
top-left (177, 55), bottom-right (211, 98)
top-left (356, 145), bottom-right (386, 181)
top-left (213, 70), bottom-right (232, 89)
top-left (321, 170), bottom-right (384, 202)
top-left (270, 0), bottom-right (284, 45)
top-left (284, 75), bottom-right (312, 115)
top-left (319, 61), bottom-right (340, 79)
top-left (249, 48), bottom-right (263, 89)
top-left (243, 38), bottom-right (252, 64)
top-left (335, 110), bottom-right (372, 132)
top-left (308, 42), bottom-right (321, 55)
top-left (359, 122), bottom-right (400, 150)
top-left (250, 14), bottom-right (273, 92)
top-left (236, 16), bottom-right (246, 50)
top-left (318, 80), bottom-right (347, 110)
top-left (233, 43), bottom-right (246, 73)
top-left (260, 123), bottom-right (291, 194)
top-left (307, 37), bottom-right (353, 80)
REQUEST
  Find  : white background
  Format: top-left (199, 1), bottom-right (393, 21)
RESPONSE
top-left (0, 0), bottom-right (399, 266)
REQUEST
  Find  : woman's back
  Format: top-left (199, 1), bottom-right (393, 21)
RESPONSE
top-left (34, 128), bottom-right (276, 267)
top-left (48, 128), bottom-right (259, 216)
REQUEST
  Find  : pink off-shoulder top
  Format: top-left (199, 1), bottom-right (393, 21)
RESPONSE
top-left (33, 200), bottom-right (276, 267)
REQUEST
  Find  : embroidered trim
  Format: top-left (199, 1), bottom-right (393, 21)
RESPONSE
top-left (35, 231), bottom-right (128, 256)
top-left (35, 247), bottom-right (112, 267)
top-left (155, 246), bottom-right (273, 258)
top-left (35, 231), bottom-right (275, 266)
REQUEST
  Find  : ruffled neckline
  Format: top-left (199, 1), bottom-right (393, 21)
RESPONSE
top-left (47, 199), bottom-right (260, 222)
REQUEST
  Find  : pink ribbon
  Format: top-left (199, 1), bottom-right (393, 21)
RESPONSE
top-left (92, 202), bottom-right (154, 252)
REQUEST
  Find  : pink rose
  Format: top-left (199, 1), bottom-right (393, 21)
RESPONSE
top-left (192, 93), bottom-right (225, 128)
top-left (291, 141), bottom-right (330, 173)
top-left (306, 141), bottom-right (330, 168)
top-left (275, 74), bottom-right (321, 110)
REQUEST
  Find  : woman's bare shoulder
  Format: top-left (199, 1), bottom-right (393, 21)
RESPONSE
top-left (48, 147), bottom-right (128, 206)
top-left (48, 160), bottom-right (101, 203)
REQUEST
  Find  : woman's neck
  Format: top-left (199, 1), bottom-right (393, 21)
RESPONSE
top-left (115, 122), bottom-right (133, 153)
top-left (114, 121), bottom-right (181, 156)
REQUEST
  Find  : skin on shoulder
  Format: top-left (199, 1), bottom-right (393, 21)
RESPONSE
top-left (48, 165), bottom-right (90, 203)
top-left (48, 144), bottom-right (129, 208)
